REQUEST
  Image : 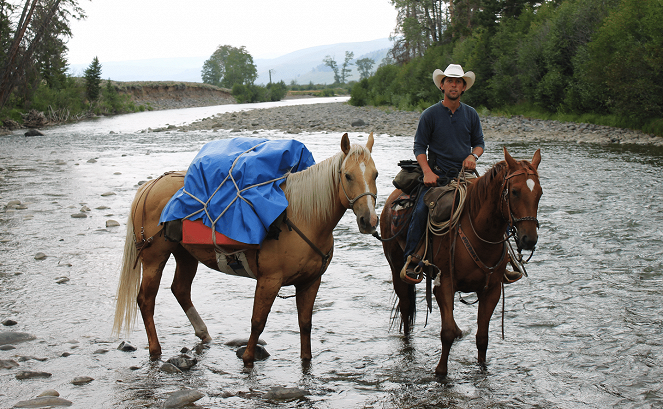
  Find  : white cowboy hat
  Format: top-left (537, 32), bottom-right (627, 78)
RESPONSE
top-left (433, 64), bottom-right (475, 91)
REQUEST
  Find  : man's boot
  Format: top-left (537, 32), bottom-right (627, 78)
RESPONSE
top-left (503, 254), bottom-right (524, 283)
top-left (400, 245), bottom-right (426, 285)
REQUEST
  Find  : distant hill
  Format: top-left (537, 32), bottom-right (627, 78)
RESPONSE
top-left (68, 38), bottom-right (393, 85)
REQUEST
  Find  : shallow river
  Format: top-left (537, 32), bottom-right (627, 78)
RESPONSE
top-left (1, 98), bottom-right (663, 408)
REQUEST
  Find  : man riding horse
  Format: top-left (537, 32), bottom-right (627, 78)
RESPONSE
top-left (401, 64), bottom-right (521, 285)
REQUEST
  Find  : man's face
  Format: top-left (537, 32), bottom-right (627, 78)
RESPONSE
top-left (440, 77), bottom-right (466, 100)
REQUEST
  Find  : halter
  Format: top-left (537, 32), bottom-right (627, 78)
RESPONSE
top-left (339, 170), bottom-right (377, 209)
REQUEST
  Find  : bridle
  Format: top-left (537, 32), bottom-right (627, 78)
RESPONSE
top-left (501, 167), bottom-right (540, 229)
top-left (468, 165), bottom-right (540, 247)
top-left (339, 170), bottom-right (377, 210)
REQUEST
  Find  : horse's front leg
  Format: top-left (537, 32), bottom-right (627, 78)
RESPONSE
top-left (242, 276), bottom-right (282, 367)
top-left (476, 282), bottom-right (502, 365)
top-left (295, 277), bottom-right (322, 361)
top-left (434, 275), bottom-right (462, 377)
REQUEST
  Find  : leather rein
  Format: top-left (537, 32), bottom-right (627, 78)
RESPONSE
top-left (456, 166), bottom-right (540, 288)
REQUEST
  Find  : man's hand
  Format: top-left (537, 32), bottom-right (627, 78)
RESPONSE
top-left (463, 154), bottom-right (477, 171)
top-left (423, 168), bottom-right (438, 187)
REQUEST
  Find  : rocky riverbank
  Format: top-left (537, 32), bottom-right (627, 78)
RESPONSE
top-left (177, 102), bottom-right (663, 146)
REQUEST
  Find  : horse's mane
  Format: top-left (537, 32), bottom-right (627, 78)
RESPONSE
top-left (283, 143), bottom-right (372, 225)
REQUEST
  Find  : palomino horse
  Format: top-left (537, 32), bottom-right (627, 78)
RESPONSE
top-left (380, 148), bottom-right (541, 376)
top-left (113, 133), bottom-right (378, 367)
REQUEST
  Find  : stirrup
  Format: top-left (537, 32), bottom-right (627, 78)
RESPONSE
top-left (400, 255), bottom-right (424, 284)
top-left (503, 269), bottom-right (523, 284)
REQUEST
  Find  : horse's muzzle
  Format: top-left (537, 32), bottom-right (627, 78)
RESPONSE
top-left (517, 231), bottom-right (538, 251)
top-left (356, 211), bottom-right (378, 235)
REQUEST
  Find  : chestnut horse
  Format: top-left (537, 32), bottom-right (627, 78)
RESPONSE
top-left (113, 133), bottom-right (378, 367)
top-left (380, 148), bottom-right (542, 376)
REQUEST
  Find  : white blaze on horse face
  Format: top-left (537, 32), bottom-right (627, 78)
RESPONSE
top-left (527, 178), bottom-right (535, 192)
top-left (359, 163), bottom-right (374, 207)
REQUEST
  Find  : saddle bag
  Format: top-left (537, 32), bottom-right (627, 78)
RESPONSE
top-left (392, 160), bottom-right (423, 194)
top-left (423, 185), bottom-right (459, 224)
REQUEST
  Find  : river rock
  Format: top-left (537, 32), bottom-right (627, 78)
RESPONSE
top-left (18, 356), bottom-right (47, 362)
top-left (0, 331), bottom-right (36, 345)
top-left (2, 319), bottom-right (17, 326)
top-left (70, 213), bottom-right (87, 218)
top-left (105, 220), bottom-right (120, 227)
top-left (160, 362), bottom-right (183, 374)
top-left (15, 370), bottom-right (52, 379)
top-left (101, 191), bottom-right (116, 196)
top-left (37, 389), bottom-right (59, 397)
top-left (71, 376), bottom-right (94, 385)
top-left (236, 344), bottom-right (270, 360)
top-left (0, 359), bottom-right (19, 369)
top-left (24, 129), bottom-right (44, 137)
top-left (224, 338), bottom-right (266, 346)
top-left (166, 353), bottom-right (197, 370)
top-left (117, 341), bottom-right (136, 351)
top-left (12, 396), bottom-right (72, 407)
top-left (264, 386), bottom-right (309, 400)
top-left (163, 389), bottom-right (204, 408)
top-left (0, 345), bottom-right (16, 350)
top-left (34, 252), bottom-right (46, 260)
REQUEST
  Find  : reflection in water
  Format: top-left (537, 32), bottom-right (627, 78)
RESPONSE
top-left (0, 104), bottom-right (662, 408)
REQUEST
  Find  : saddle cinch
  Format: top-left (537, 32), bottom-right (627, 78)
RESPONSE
top-left (162, 211), bottom-right (286, 279)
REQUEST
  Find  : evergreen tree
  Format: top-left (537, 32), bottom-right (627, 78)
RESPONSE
top-left (84, 56), bottom-right (101, 101)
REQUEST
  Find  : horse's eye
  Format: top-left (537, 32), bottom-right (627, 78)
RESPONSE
top-left (375, 171), bottom-right (379, 179)
top-left (345, 173), bottom-right (353, 182)
top-left (511, 188), bottom-right (520, 198)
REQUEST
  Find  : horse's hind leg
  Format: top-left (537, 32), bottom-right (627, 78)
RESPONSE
top-left (137, 239), bottom-right (175, 359)
top-left (171, 246), bottom-right (211, 343)
top-left (296, 278), bottom-right (322, 361)
top-left (476, 284), bottom-right (501, 366)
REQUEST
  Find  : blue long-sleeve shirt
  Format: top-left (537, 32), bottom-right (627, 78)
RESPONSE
top-left (413, 101), bottom-right (485, 176)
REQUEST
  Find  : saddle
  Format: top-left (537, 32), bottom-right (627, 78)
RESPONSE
top-left (163, 210), bottom-right (287, 279)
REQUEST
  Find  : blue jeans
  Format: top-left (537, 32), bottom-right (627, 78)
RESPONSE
top-left (403, 185), bottom-right (431, 258)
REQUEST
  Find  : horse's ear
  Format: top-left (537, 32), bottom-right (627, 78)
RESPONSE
top-left (531, 149), bottom-right (541, 169)
top-left (366, 132), bottom-right (374, 152)
top-left (341, 133), bottom-right (350, 155)
top-left (504, 147), bottom-right (518, 170)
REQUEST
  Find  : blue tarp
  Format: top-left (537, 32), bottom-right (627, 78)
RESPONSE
top-left (160, 138), bottom-right (315, 244)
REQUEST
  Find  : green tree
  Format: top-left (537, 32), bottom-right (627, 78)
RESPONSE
top-left (340, 51), bottom-right (354, 83)
top-left (201, 45), bottom-right (257, 88)
top-left (84, 56), bottom-right (101, 101)
top-left (323, 55), bottom-right (341, 84)
top-left (356, 58), bottom-right (375, 80)
top-left (580, 0), bottom-right (663, 121)
top-left (0, 0), bottom-right (84, 110)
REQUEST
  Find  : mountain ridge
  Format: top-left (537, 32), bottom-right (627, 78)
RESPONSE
top-left (68, 38), bottom-right (393, 85)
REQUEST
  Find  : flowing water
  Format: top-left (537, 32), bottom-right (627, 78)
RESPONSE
top-left (1, 98), bottom-right (662, 408)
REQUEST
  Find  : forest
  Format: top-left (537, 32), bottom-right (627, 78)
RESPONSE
top-left (350, 0), bottom-right (662, 136)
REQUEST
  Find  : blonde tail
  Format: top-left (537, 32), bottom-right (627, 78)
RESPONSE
top-left (112, 211), bottom-right (141, 337)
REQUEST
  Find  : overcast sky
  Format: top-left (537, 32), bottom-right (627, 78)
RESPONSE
top-left (66, 0), bottom-right (399, 65)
